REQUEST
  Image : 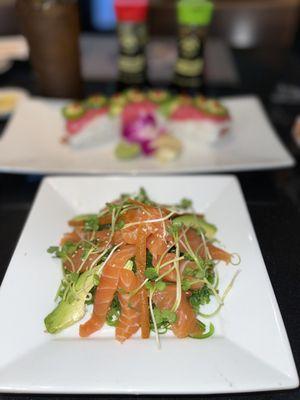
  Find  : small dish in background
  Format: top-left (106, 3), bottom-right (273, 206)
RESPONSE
top-left (0, 87), bottom-right (29, 119)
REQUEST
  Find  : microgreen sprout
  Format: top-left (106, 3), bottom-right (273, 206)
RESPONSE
top-left (135, 187), bottom-right (153, 205)
top-left (47, 241), bottom-right (78, 260)
top-left (145, 267), bottom-right (159, 280)
top-left (149, 287), bottom-right (160, 349)
top-left (106, 202), bottom-right (123, 244)
top-left (129, 278), bottom-right (149, 298)
top-left (150, 306), bottom-right (177, 337)
top-left (106, 295), bottom-right (121, 326)
top-left (84, 216), bottom-right (100, 232)
top-left (154, 281), bottom-right (166, 291)
top-left (190, 285), bottom-right (213, 308)
top-left (47, 246), bottom-right (60, 255)
top-left (154, 255), bottom-right (184, 283)
top-left (77, 247), bottom-right (94, 274)
top-left (122, 211), bottom-right (175, 230)
top-left (167, 223), bottom-right (182, 312)
top-left (189, 322), bottom-right (215, 339)
top-left (180, 227), bottom-right (224, 305)
top-left (230, 253), bottom-right (241, 266)
top-left (145, 280), bottom-right (166, 292)
top-left (176, 198), bottom-right (193, 210)
top-left (115, 220), bottom-right (125, 230)
top-left (198, 270), bottom-right (240, 318)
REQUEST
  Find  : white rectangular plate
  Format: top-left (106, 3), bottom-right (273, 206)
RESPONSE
top-left (0, 96), bottom-right (295, 174)
top-left (0, 176), bottom-right (298, 394)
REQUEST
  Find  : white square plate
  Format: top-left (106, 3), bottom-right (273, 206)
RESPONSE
top-left (0, 176), bottom-right (298, 394)
top-left (0, 96), bottom-right (295, 174)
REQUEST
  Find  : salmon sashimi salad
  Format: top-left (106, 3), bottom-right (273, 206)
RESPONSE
top-left (45, 188), bottom-right (239, 346)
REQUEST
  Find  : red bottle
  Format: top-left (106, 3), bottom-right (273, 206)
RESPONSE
top-left (114, 0), bottom-right (149, 88)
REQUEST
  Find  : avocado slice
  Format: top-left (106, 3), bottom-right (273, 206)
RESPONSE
top-left (70, 213), bottom-right (98, 223)
top-left (115, 142), bottom-right (141, 160)
top-left (44, 269), bottom-right (97, 334)
top-left (172, 214), bottom-right (217, 239)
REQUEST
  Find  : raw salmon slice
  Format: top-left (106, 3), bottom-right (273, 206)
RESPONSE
top-left (153, 285), bottom-right (202, 338)
top-left (147, 231), bottom-right (172, 260)
top-left (79, 245), bottom-right (136, 337)
top-left (136, 225), bottom-right (150, 339)
top-left (116, 269), bottom-right (140, 342)
top-left (180, 228), bottom-right (231, 263)
top-left (60, 231), bottom-right (81, 246)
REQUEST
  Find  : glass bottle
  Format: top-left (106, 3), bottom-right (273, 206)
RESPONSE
top-left (114, 0), bottom-right (149, 89)
top-left (16, 0), bottom-right (82, 98)
top-left (173, 0), bottom-right (214, 95)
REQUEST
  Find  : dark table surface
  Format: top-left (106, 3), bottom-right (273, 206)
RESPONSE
top-left (0, 47), bottom-right (300, 400)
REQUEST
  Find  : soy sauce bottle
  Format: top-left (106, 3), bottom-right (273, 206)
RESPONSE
top-left (114, 0), bottom-right (149, 90)
top-left (173, 0), bottom-right (214, 95)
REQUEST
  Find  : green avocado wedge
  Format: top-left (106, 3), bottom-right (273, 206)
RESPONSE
top-left (172, 214), bottom-right (217, 239)
top-left (44, 269), bottom-right (97, 334)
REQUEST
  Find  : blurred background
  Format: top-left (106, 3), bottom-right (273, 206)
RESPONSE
top-left (0, 0), bottom-right (299, 96)
top-left (1, 0), bottom-right (299, 47)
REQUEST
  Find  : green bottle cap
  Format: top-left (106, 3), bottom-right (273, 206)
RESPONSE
top-left (177, 0), bottom-right (214, 26)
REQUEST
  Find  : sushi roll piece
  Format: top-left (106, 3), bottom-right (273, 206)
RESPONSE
top-left (167, 97), bottom-right (231, 144)
top-left (62, 95), bottom-right (118, 149)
